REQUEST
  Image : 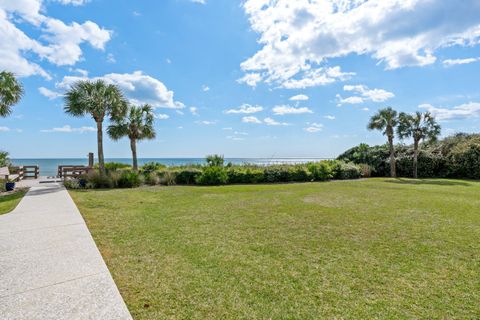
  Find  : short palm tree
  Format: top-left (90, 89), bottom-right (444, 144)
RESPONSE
top-left (108, 104), bottom-right (156, 171)
top-left (0, 71), bottom-right (24, 117)
top-left (64, 80), bottom-right (128, 174)
top-left (397, 111), bottom-right (441, 179)
top-left (367, 107), bottom-right (398, 177)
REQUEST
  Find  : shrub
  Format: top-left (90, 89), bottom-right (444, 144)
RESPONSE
top-left (144, 172), bottom-right (160, 186)
top-left (263, 166), bottom-right (291, 183)
top-left (175, 169), bottom-right (202, 185)
top-left (98, 162), bottom-right (131, 173)
top-left (0, 151), bottom-right (10, 167)
top-left (358, 164), bottom-right (372, 178)
top-left (196, 166), bottom-right (228, 185)
top-left (206, 154), bottom-right (225, 167)
top-left (117, 171), bottom-right (143, 188)
top-left (63, 179), bottom-right (82, 189)
top-left (85, 171), bottom-right (114, 189)
top-left (331, 161), bottom-right (362, 180)
top-left (227, 167), bottom-right (264, 184)
top-left (142, 162), bottom-right (166, 174)
top-left (307, 162), bottom-right (333, 181)
top-left (159, 170), bottom-right (177, 186)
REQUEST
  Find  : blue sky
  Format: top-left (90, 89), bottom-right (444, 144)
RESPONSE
top-left (1, 0), bottom-right (480, 158)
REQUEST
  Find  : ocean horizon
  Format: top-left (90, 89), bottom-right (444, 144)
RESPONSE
top-left (11, 157), bottom-right (334, 177)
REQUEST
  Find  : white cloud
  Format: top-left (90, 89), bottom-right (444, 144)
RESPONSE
top-left (226, 135), bottom-right (245, 141)
top-left (289, 94), bottom-right (309, 101)
top-left (57, 71), bottom-right (185, 109)
top-left (443, 57), bottom-right (480, 66)
top-left (241, 0), bottom-right (480, 88)
top-left (264, 117), bottom-right (290, 126)
top-left (38, 87), bottom-right (62, 100)
top-left (202, 85), bottom-right (210, 92)
top-left (189, 107), bottom-right (199, 116)
top-left (324, 115), bottom-right (335, 120)
top-left (222, 127), bottom-right (233, 131)
top-left (272, 105), bottom-right (313, 115)
top-left (304, 123), bottom-right (323, 133)
top-left (107, 53), bottom-right (116, 63)
top-left (226, 104), bottom-right (263, 114)
top-left (195, 120), bottom-right (216, 125)
top-left (191, 0), bottom-right (206, 4)
top-left (41, 125), bottom-right (95, 133)
top-left (337, 84), bottom-right (394, 106)
top-left (419, 102), bottom-right (480, 121)
top-left (237, 73), bottom-right (262, 87)
top-left (242, 116), bottom-right (262, 124)
top-left (0, 126), bottom-right (10, 132)
top-left (0, 0), bottom-right (110, 78)
top-left (155, 114), bottom-right (170, 120)
top-left (54, 0), bottom-right (90, 5)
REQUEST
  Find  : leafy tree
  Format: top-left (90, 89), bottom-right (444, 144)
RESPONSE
top-left (0, 71), bottom-right (24, 117)
top-left (367, 107), bottom-right (398, 177)
top-left (397, 111), bottom-right (441, 178)
top-left (64, 80), bottom-right (128, 174)
top-left (0, 151), bottom-right (10, 167)
top-left (108, 104), bottom-right (156, 171)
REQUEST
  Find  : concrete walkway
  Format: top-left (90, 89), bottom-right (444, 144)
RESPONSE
top-left (0, 182), bottom-right (132, 319)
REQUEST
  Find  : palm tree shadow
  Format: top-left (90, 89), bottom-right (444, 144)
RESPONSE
top-left (386, 178), bottom-right (471, 187)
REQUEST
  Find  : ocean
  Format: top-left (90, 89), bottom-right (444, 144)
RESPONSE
top-left (11, 158), bottom-right (332, 177)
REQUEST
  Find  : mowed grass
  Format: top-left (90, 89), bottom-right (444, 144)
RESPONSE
top-left (0, 190), bottom-right (26, 215)
top-left (70, 179), bottom-right (480, 319)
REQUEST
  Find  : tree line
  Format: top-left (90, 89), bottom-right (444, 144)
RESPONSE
top-left (0, 71), bottom-right (155, 173)
top-left (367, 107), bottom-right (441, 178)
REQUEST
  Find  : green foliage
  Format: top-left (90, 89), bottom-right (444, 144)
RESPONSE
top-left (84, 171), bottom-right (114, 189)
top-left (0, 151), bottom-right (10, 167)
top-left (227, 167), bottom-right (265, 184)
top-left (158, 171), bottom-right (177, 186)
top-left (99, 162), bottom-right (132, 172)
top-left (0, 71), bottom-right (24, 117)
top-left (117, 171), bottom-right (143, 188)
top-left (330, 161), bottom-right (362, 180)
top-left (196, 166), bottom-right (228, 185)
top-left (144, 172), bottom-right (160, 186)
top-left (141, 162), bottom-right (166, 174)
top-left (174, 169), bottom-right (202, 185)
top-left (307, 162), bottom-right (333, 181)
top-left (206, 154), bottom-right (225, 167)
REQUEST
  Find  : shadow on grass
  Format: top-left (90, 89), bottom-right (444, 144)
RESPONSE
top-left (385, 178), bottom-right (471, 187)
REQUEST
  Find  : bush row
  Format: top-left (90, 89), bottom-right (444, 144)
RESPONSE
top-left (65, 160), bottom-right (363, 189)
top-left (337, 133), bottom-right (480, 179)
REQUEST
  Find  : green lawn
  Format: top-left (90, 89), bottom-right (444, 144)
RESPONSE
top-left (70, 179), bottom-right (480, 319)
top-left (0, 190), bottom-right (26, 215)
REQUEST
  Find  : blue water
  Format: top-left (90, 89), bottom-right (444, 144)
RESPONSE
top-left (11, 158), bottom-right (332, 177)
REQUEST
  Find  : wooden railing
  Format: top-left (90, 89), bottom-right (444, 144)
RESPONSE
top-left (59, 166), bottom-right (93, 179)
top-left (23, 165), bottom-right (39, 179)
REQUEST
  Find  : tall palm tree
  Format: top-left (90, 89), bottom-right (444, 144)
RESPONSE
top-left (107, 104), bottom-right (156, 171)
top-left (397, 111), bottom-right (441, 178)
top-left (0, 71), bottom-right (24, 117)
top-left (367, 107), bottom-right (398, 177)
top-left (64, 80), bottom-right (128, 174)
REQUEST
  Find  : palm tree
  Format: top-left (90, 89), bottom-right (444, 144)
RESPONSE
top-left (367, 107), bottom-right (398, 177)
top-left (64, 80), bottom-right (128, 174)
top-left (0, 71), bottom-right (24, 117)
top-left (397, 111), bottom-right (441, 179)
top-left (107, 104), bottom-right (156, 171)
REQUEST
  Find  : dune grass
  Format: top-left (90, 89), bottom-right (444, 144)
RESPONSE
top-left (0, 190), bottom-right (26, 215)
top-left (70, 179), bottom-right (480, 319)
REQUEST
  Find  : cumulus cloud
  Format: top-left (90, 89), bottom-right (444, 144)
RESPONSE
top-left (304, 123), bottom-right (323, 133)
top-left (195, 120), bottom-right (216, 125)
top-left (241, 0), bottom-right (480, 88)
top-left (0, 0), bottom-right (111, 78)
top-left (242, 116), bottom-right (262, 124)
top-left (443, 57), bottom-right (480, 66)
top-left (38, 87), bottom-right (62, 99)
top-left (41, 125), bottom-right (95, 133)
top-left (56, 71), bottom-right (185, 109)
top-left (289, 94), bottom-right (309, 101)
top-left (337, 84), bottom-right (394, 106)
top-left (189, 107), bottom-right (199, 116)
top-left (419, 102), bottom-right (480, 121)
top-left (226, 104), bottom-right (263, 114)
top-left (191, 0), bottom-right (206, 4)
top-left (264, 117), bottom-right (290, 126)
top-left (272, 105), bottom-right (313, 115)
top-left (154, 114), bottom-right (170, 120)
top-left (324, 115), bottom-right (335, 120)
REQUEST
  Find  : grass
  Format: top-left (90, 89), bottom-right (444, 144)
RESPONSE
top-left (70, 179), bottom-right (480, 319)
top-left (0, 190), bottom-right (26, 215)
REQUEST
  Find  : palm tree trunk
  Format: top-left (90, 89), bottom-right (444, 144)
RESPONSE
top-left (413, 139), bottom-right (419, 179)
top-left (96, 121), bottom-right (105, 174)
top-left (388, 135), bottom-right (396, 178)
top-left (130, 138), bottom-right (138, 171)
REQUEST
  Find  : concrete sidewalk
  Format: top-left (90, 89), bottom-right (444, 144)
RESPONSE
top-left (0, 183), bottom-right (132, 319)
